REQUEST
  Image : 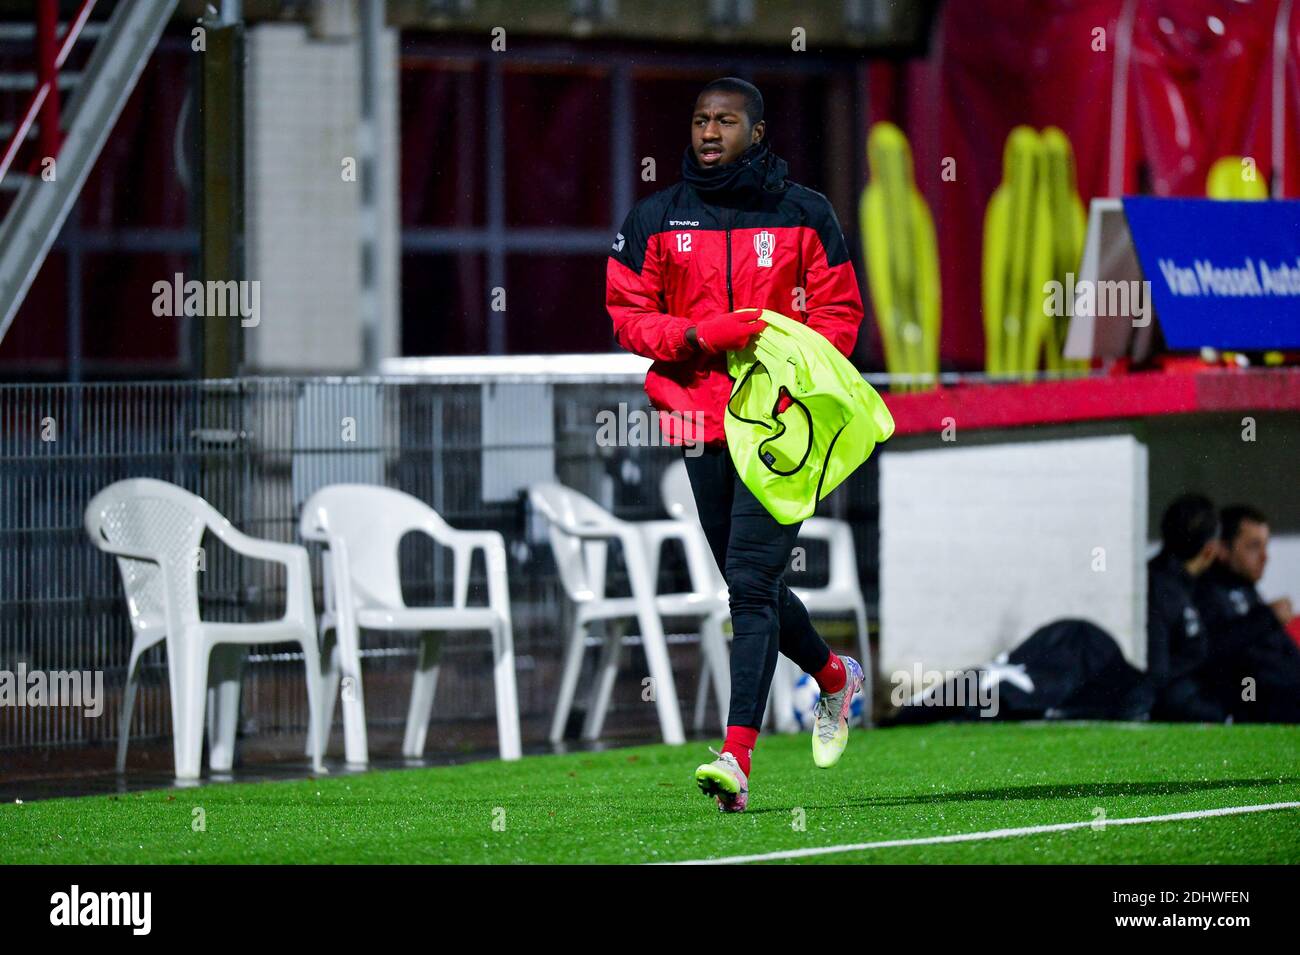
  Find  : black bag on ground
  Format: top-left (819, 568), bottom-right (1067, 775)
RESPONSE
top-left (889, 619), bottom-right (1152, 725)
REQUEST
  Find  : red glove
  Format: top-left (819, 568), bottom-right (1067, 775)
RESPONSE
top-left (692, 309), bottom-right (766, 354)
top-left (775, 391), bottom-right (794, 414)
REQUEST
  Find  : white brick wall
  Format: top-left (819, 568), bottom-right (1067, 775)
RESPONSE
top-left (243, 23), bottom-right (399, 371)
top-left (880, 435), bottom-right (1149, 686)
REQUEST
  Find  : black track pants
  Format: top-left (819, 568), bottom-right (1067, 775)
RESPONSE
top-left (682, 443), bottom-right (832, 729)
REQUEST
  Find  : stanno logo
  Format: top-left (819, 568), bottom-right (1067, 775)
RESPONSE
top-left (668, 219), bottom-right (700, 227)
top-left (611, 233), bottom-right (625, 252)
top-left (754, 230), bottom-right (775, 268)
top-left (50, 885), bottom-right (151, 935)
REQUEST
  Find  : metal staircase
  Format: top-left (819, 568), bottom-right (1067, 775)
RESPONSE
top-left (0, 0), bottom-right (178, 345)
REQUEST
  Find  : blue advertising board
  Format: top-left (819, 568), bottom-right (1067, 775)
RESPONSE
top-left (1122, 197), bottom-right (1300, 350)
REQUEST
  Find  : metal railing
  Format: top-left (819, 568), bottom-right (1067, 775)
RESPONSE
top-left (0, 375), bottom-right (870, 757)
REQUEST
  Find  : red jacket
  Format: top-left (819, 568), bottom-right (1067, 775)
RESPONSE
top-left (606, 175), bottom-right (865, 445)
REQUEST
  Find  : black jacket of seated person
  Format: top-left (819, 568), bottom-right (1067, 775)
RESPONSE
top-left (1146, 550), bottom-right (1228, 722)
top-left (1195, 563), bottom-right (1300, 723)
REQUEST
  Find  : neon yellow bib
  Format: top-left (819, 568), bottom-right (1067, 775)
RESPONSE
top-left (724, 310), bottom-right (895, 524)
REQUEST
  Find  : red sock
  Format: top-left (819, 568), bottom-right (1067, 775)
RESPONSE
top-left (722, 725), bottom-right (758, 777)
top-left (813, 652), bottom-right (847, 694)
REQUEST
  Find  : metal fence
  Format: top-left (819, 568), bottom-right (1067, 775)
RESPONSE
top-left (0, 376), bottom-right (879, 758)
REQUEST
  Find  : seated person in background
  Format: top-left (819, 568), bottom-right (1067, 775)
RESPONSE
top-left (1199, 505), bottom-right (1295, 631)
top-left (1147, 493), bottom-right (1227, 722)
top-left (1194, 505), bottom-right (1300, 723)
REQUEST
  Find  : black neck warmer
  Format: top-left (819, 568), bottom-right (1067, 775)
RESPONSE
top-left (681, 140), bottom-right (790, 204)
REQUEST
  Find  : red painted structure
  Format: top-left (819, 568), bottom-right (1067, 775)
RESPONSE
top-left (885, 366), bottom-right (1300, 436)
top-left (0, 0), bottom-right (97, 185)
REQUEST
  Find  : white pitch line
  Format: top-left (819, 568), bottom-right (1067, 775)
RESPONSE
top-left (661, 800), bottom-right (1300, 865)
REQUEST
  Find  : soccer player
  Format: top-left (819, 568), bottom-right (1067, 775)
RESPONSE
top-left (605, 77), bottom-right (866, 811)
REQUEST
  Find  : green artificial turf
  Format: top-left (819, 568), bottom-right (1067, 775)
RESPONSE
top-left (2, 722), bottom-right (1298, 864)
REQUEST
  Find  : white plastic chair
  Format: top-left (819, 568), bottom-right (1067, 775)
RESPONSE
top-left (299, 484), bottom-right (521, 765)
top-left (85, 478), bottom-right (325, 781)
top-left (529, 482), bottom-right (725, 746)
top-left (659, 460), bottom-right (733, 732)
top-left (662, 460), bottom-right (874, 731)
top-left (661, 460), bottom-right (790, 731)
